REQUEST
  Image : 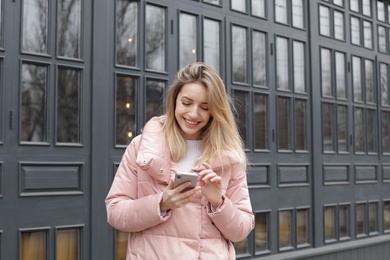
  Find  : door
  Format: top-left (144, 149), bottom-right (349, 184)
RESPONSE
top-left (0, 0), bottom-right (92, 259)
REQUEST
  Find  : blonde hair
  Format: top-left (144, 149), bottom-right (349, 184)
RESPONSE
top-left (163, 62), bottom-right (247, 171)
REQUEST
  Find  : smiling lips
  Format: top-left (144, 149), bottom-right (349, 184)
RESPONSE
top-left (184, 118), bottom-right (200, 128)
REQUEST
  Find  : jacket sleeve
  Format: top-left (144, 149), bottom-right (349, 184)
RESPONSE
top-left (207, 168), bottom-right (254, 242)
top-left (105, 138), bottom-right (171, 232)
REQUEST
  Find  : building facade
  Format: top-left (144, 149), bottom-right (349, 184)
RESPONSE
top-left (0, 0), bottom-right (390, 259)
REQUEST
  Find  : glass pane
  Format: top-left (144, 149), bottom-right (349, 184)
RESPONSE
top-left (323, 103), bottom-right (334, 152)
top-left (233, 238), bottom-right (248, 254)
top-left (255, 212), bottom-right (269, 252)
top-left (353, 56), bottom-right (362, 102)
top-left (362, 0), bottom-right (371, 16)
top-left (378, 1), bottom-right (385, 22)
top-left (231, 0), bottom-right (246, 12)
top-left (382, 112), bottom-right (390, 153)
top-left (279, 210), bottom-right (292, 248)
top-left (57, 229), bottom-right (80, 260)
top-left (292, 0), bottom-right (304, 28)
top-left (278, 97), bottom-right (290, 150)
top-left (233, 90), bottom-right (248, 147)
top-left (116, 75), bottom-right (136, 146)
top-left (356, 203), bottom-right (366, 236)
top-left (378, 26), bottom-right (387, 53)
top-left (334, 0), bottom-right (343, 6)
top-left (252, 31), bottom-right (266, 87)
top-left (0, 0), bottom-right (2, 46)
top-left (293, 41), bottom-right (305, 93)
top-left (363, 21), bottom-right (372, 48)
top-left (116, 1), bottom-right (137, 67)
top-left (251, 0), bottom-right (265, 17)
top-left (350, 0), bottom-right (359, 12)
top-left (57, 0), bottom-right (81, 58)
top-left (384, 201), bottom-right (390, 231)
top-left (339, 205), bottom-right (350, 238)
top-left (21, 231), bottom-right (47, 260)
top-left (145, 5), bottom-right (165, 71)
top-left (321, 48), bottom-right (332, 97)
top-left (324, 206), bottom-right (336, 241)
top-left (337, 105), bottom-right (348, 152)
top-left (276, 37), bottom-right (289, 90)
top-left (22, 0), bottom-right (48, 54)
top-left (367, 109), bottom-right (376, 153)
top-left (116, 230), bottom-right (128, 260)
top-left (369, 202), bottom-right (378, 233)
top-left (232, 26), bottom-right (247, 83)
top-left (354, 108), bottom-right (364, 153)
top-left (297, 209), bottom-right (309, 245)
top-left (365, 59), bottom-right (375, 103)
top-left (334, 10), bottom-right (344, 40)
top-left (145, 79), bottom-right (165, 122)
top-left (275, 0), bottom-right (287, 24)
top-left (319, 6), bottom-right (331, 36)
top-left (203, 0), bottom-right (220, 5)
top-left (57, 68), bottom-right (80, 143)
top-left (380, 63), bottom-right (388, 106)
top-left (351, 17), bottom-right (360, 45)
top-left (203, 19), bottom-right (220, 74)
top-left (335, 52), bottom-right (346, 99)
top-left (21, 63), bottom-right (48, 142)
top-left (254, 93), bottom-right (267, 150)
top-left (180, 13), bottom-right (197, 68)
top-left (295, 100), bottom-right (307, 151)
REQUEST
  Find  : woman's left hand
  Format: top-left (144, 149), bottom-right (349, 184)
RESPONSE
top-left (198, 162), bottom-right (222, 208)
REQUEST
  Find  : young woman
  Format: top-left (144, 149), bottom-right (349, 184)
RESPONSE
top-left (105, 62), bottom-right (254, 259)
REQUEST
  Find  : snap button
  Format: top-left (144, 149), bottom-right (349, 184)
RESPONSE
top-left (159, 169), bottom-right (163, 173)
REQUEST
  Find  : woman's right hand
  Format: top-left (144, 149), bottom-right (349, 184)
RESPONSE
top-left (160, 177), bottom-right (201, 212)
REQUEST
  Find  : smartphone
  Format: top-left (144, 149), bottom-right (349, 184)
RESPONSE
top-left (174, 172), bottom-right (198, 192)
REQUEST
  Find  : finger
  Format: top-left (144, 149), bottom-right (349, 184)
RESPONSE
top-left (175, 181), bottom-right (193, 193)
top-left (167, 177), bottom-right (175, 189)
top-left (202, 162), bottom-right (212, 169)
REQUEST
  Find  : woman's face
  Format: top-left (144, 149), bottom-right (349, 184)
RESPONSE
top-left (175, 82), bottom-right (211, 140)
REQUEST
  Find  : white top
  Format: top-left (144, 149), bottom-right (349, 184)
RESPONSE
top-left (176, 140), bottom-right (202, 172)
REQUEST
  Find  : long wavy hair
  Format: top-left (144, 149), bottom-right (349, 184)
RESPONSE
top-left (163, 62), bottom-right (247, 171)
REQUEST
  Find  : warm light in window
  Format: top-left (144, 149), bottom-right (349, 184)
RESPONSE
top-left (128, 132), bottom-right (133, 138)
top-left (192, 49), bottom-right (196, 54)
top-left (125, 103), bottom-right (131, 109)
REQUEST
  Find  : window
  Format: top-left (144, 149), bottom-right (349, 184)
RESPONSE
top-left (56, 67), bottom-right (81, 144)
top-left (116, 230), bottom-right (128, 260)
top-left (20, 63), bottom-right (48, 143)
top-left (276, 37), bottom-right (289, 90)
top-left (145, 79), bottom-right (166, 122)
top-left (22, 0), bottom-right (48, 54)
top-left (231, 0), bottom-right (246, 12)
top-left (356, 203), bottom-right (367, 237)
top-left (320, 5), bottom-right (331, 37)
top-left (254, 93), bottom-right (268, 150)
top-left (57, 0), bottom-right (81, 59)
top-left (384, 200), bottom-right (390, 232)
top-left (232, 25), bottom-right (248, 83)
top-left (21, 230), bottom-right (48, 260)
top-left (252, 30), bottom-right (267, 87)
top-left (339, 204), bottom-right (350, 239)
top-left (56, 228), bottom-right (81, 260)
top-left (369, 202), bottom-right (378, 235)
top-left (145, 4), bottom-right (166, 71)
top-left (255, 212), bottom-right (270, 253)
top-left (275, 0), bottom-right (288, 24)
top-left (279, 210), bottom-right (293, 249)
top-left (180, 13), bottom-right (197, 68)
top-left (233, 90), bottom-right (249, 147)
top-left (324, 206), bottom-right (336, 242)
top-left (203, 18), bottom-right (221, 74)
top-left (251, 0), bottom-right (266, 18)
top-left (115, 75), bottom-right (137, 146)
top-left (116, 0), bottom-right (138, 67)
top-left (296, 208), bottom-right (309, 246)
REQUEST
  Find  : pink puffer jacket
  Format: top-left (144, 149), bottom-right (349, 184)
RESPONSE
top-left (105, 116), bottom-right (254, 259)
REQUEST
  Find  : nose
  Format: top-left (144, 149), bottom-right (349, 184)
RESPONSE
top-left (188, 107), bottom-right (199, 118)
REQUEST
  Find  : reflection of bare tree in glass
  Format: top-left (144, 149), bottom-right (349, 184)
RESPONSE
top-left (146, 80), bottom-right (165, 122)
top-left (116, 76), bottom-right (136, 145)
top-left (116, 1), bottom-right (137, 66)
top-left (57, 68), bottom-right (80, 143)
top-left (23, 0), bottom-right (48, 54)
top-left (57, 0), bottom-right (80, 58)
top-left (21, 64), bottom-right (47, 142)
top-left (232, 27), bottom-right (246, 83)
top-left (145, 5), bottom-right (165, 71)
